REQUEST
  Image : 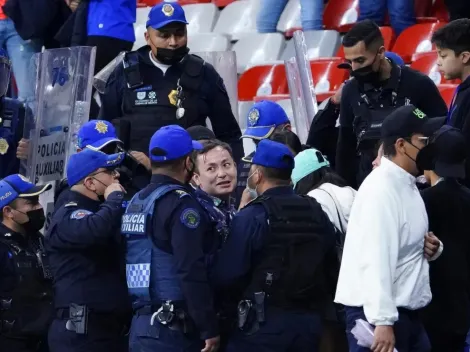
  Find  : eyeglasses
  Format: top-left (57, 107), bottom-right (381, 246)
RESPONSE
top-left (90, 169), bottom-right (118, 177)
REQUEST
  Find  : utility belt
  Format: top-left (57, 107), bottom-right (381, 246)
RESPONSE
top-left (56, 304), bottom-right (129, 336)
top-left (237, 292), bottom-right (266, 335)
top-left (135, 301), bottom-right (195, 334)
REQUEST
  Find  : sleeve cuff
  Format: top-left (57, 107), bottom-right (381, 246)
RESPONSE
top-left (429, 240), bottom-right (444, 261)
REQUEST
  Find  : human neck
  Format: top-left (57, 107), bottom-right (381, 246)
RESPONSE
top-left (379, 58), bottom-right (392, 81)
top-left (460, 67), bottom-right (470, 82)
top-left (430, 172), bottom-right (443, 186)
top-left (152, 169), bottom-right (186, 184)
top-left (2, 219), bottom-right (25, 235)
top-left (71, 185), bottom-right (100, 201)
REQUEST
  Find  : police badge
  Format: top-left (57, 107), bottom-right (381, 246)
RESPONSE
top-left (0, 138), bottom-right (8, 155)
top-left (162, 4), bottom-right (174, 17)
top-left (95, 121), bottom-right (108, 134)
top-left (248, 108), bottom-right (260, 126)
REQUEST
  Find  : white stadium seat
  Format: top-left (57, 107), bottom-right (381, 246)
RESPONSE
top-left (136, 7), bottom-right (151, 27)
top-left (184, 3), bottom-right (220, 34)
top-left (133, 24), bottom-right (148, 50)
top-left (276, 0), bottom-right (301, 32)
top-left (189, 33), bottom-right (230, 52)
top-left (213, 0), bottom-right (261, 41)
top-left (281, 30), bottom-right (341, 60)
top-left (233, 33), bottom-right (285, 73)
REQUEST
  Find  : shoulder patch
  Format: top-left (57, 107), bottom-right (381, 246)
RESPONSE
top-left (64, 202), bottom-right (78, 208)
top-left (174, 189), bottom-right (190, 198)
top-left (180, 208), bottom-right (200, 229)
top-left (70, 209), bottom-right (93, 220)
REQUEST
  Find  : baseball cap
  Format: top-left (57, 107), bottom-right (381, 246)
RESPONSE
top-left (417, 125), bottom-right (467, 178)
top-left (77, 120), bottom-right (122, 150)
top-left (381, 105), bottom-right (445, 140)
top-left (146, 2), bottom-right (188, 30)
top-left (149, 125), bottom-right (203, 162)
top-left (242, 101), bottom-right (290, 140)
top-left (186, 126), bottom-right (216, 141)
top-left (0, 174), bottom-right (52, 209)
top-left (337, 51), bottom-right (404, 69)
top-left (245, 139), bottom-right (295, 170)
top-left (67, 149), bottom-right (124, 186)
top-left (291, 148), bottom-right (330, 187)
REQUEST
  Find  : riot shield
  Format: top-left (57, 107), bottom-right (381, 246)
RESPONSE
top-left (93, 51), bottom-right (126, 94)
top-left (193, 51), bottom-right (239, 125)
top-left (21, 46), bottom-right (96, 221)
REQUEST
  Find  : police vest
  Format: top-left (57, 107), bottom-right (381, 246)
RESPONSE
top-left (122, 184), bottom-right (188, 306)
top-left (244, 194), bottom-right (332, 310)
top-left (0, 98), bottom-right (26, 178)
top-left (0, 236), bottom-right (53, 337)
top-left (118, 52), bottom-right (209, 153)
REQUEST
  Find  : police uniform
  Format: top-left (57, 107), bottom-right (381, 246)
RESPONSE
top-left (99, 2), bottom-right (243, 162)
top-left (45, 150), bottom-right (130, 352)
top-left (336, 59), bottom-right (448, 189)
top-left (0, 175), bottom-right (53, 352)
top-left (124, 125), bottom-right (219, 351)
top-left (212, 140), bottom-right (339, 352)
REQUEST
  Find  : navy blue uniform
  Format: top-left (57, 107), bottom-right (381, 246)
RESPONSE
top-left (98, 47), bottom-right (243, 161)
top-left (45, 190), bottom-right (130, 352)
top-left (127, 174), bottom-right (219, 351)
top-left (212, 186), bottom-right (338, 352)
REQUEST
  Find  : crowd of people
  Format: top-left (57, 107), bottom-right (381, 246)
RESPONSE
top-left (1, 1), bottom-right (470, 352)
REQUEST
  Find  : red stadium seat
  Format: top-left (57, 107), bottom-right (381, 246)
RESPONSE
top-left (213, 0), bottom-right (236, 7)
top-left (430, 0), bottom-right (450, 21)
top-left (238, 64), bottom-right (288, 102)
top-left (254, 94), bottom-right (290, 102)
top-left (392, 22), bottom-right (447, 63)
top-left (323, 0), bottom-right (359, 33)
top-left (310, 58), bottom-right (349, 101)
top-left (410, 52), bottom-right (460, 85)
top-left (438, 84), bottom-right (458, 108)
top-left (336, 26), bottom-right (395, 58)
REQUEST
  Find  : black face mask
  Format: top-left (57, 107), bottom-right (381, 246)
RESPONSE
top-left (351, 55), bottom-right (381, 85)
top-left (22, 208), bottom-right (46, 234)
top-left (404, 141), bottom-right (424, 176)
top-left (155, 46), bottom-right (189, 65)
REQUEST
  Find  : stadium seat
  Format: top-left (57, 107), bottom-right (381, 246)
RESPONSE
top-left (188, 33), bottom-right (230, 52)
top-left (336, 26), bottom-right (395, 58)
top-left (133, 24), bottom-right (148, 50)
top-left (213, 0), bottom-right (237, 7)
top-left (136, 7), bottom-right (151, 26)
top-left (310, 58), bottom-right (349, 101)
top-left (184, 3), bottom-right (220, 34)
top-left (281, 30), bottom-right (341, 61)
top-left (233, 33), bottom-right (286, 73)
top-left (323, 0), bottom-right (359, 33)
top-left (213, 0), bottom-right (261, 41)
top-left (430, 0), bottom-right (449, 21)
top-left (410, 52), bottom-right (460, 85)
top-left (392, 22), bottom-right (447, 63)
top-left (277, 0), bottom-right (301, 33)
top-left (438, 84), bottom-right (458, 108)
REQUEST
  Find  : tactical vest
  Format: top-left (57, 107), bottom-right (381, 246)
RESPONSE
top-left (122, 184), bottom-right (188, 307)
top-left (244, 195), bottom-right (331, 310)
top-left (0, 97), bottom-right (26, 178)
top-left (0, 236), bottom-right (53, 337)
top-left (195, 192), bottom-right (230, 244)
top-left (117, 52), bottom-right (208, 153)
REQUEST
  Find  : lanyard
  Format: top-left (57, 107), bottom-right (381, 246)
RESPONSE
top-left (446, 85), bottom-right (460, 125)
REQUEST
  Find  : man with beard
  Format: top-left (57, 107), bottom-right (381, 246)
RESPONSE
top-left (336, 20), bottom-right (447, 189)
top-left (98, 2), bottom-right (243, 162)
top-left (124, 125), bottom-right (220, 352)
top-left (0, 174), bottom-right (53, 351)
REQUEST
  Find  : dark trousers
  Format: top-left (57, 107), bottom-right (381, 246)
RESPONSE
top-left (425, 327), bottom-right (466, 352)
top-left (0, 335), bottom-right (48, 352)
top-left (129, 314), bottom-right (204, 352)
top-left (85, 35), bottom-right (134, 118)
top-left (345, 306), bottom-right (430, 352)
top-left (358, 0), bottom-right (415, 35)
top-left (225, 309), bottom-right (322, 352)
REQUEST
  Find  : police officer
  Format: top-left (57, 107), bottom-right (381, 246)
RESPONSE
top-left (123, 125), bottom-right (220, 352)
top-left (236, 100), bottom-right (291, 207)
top-left (0, 50), bottom-right (29, 178)
top-left (212, 139), bottom-right (338, 352)
top-left (336, 20), bottom-right (448, 188)
top-left (45, 149), bottom-right (130, 352)
top-left (98, 2), bottom-right (243, 162)
top-left (0, 174), bottom-right (52, 352)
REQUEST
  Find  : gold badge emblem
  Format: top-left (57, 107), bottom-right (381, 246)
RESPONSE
top-left (0, 138), bottom-right (9, 155)
top-left (162, 4), bottom-right (175, 17)
top-left (95, 121), bottom-right (108, 134)
top-left (248, 109), bottom-right (260, 126)
top-left (168, 90), bottom-right (178, 106)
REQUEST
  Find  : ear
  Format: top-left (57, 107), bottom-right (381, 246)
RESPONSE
top-left (2, 206), bottom-right (13, 219)
top-left (377, 46), bottom-right (386, 59)
top-left (395, 138), bottom-right (406, 154)
top-left (461, 51), bottom-right (470, 64)
top-left (192, 173), bottom-right (201, 186)
top-left (285, 124), bottom-right (292, 131)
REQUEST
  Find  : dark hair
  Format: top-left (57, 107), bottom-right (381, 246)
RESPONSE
top-left (191, 139), bottom-right (234, 172)
top-left (382, 137), bottom-right (398, 157)
top-left (150, 155), bottom-right (188, 170)
top-left (294, 166), bottom-right (348, 195)
top-left (270, 130), bottom-right (302, 155)
top-left (342, 20), bottom-right (384, 51)
top-left (432, 19), bottom-right (470, 55)
top-left (259, 165), bottom-right (292, 184)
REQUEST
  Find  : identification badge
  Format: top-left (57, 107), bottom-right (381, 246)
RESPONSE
top-left (0, 138), bottom-right (8, 155)
top-left (121, 212), bottom-right (147, 235)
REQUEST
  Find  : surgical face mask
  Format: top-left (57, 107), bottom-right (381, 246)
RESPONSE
top-left (13, 208), bottom-right (46, 234)
top-left (246, 170), bottom-right (259, 199)
top-left (351, 54), bottom-right (381, 85)
top-left (155, 46), bottom-right (189, 65)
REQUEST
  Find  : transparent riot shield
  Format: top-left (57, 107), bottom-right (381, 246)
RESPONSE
top-left (93, 51), bottom-right (126, 94)
top-left (21, 46), bottom-right (96, 221)
top-left (193, 51), bottom-right (239, 125)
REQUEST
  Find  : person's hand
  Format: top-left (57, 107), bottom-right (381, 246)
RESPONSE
top-left (201, 336), bottom-right (220, 352)
top-left (104, 183), bottom-right (125, 200)
top-left (331, 83), bottom-right (345, 105)
top-left (238, 188), bottom-right (254, 210)
top-left (130, 151), bottom-right (151, 170)
top-left (424, 231), bottom-right (440, 259)
top-left (371, 325), bottom-right (395, 352)
top-left (16, 138), bottom-right (30, 160)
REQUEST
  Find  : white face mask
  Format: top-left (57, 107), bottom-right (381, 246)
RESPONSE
top-left (246, 171), bottom-right (258, 199)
